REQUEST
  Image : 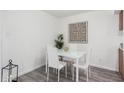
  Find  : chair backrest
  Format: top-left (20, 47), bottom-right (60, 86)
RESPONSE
top-left (68, 44), bottom-right (77, 52)
top-left (68, 44), bottom-right (88, 52)
top-left (46, 45), bottom-right (59, 68)
top-left (79, 47), bottom-right (92, 67)
top-left (86, 48), bottom-right (91, 66)
top-left (77, 44), bottom-right (88, 52)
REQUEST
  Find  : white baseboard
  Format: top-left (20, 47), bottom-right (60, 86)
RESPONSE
top-left (90, 64), bottom-right (118, 72)
top-left (19, 64), bottom-right (44, 77)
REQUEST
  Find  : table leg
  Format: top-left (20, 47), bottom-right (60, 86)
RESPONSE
top-left (76, 58), bottom-right (79, 82)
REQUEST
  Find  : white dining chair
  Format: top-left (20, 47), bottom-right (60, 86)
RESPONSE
top-left (72, 48), bottom-right (91, 81)
top-left (46, 45), bottom-right (67, 82)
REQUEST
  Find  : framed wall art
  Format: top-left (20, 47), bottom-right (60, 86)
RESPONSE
top-left (69, 21), bottom-right (88, 44)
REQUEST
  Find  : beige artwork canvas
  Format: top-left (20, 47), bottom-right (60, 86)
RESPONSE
top-left (69, 21), bottom-right (88, 43)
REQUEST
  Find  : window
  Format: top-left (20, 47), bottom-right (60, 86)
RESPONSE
top-left (69, 21), bottom-right (88, 43)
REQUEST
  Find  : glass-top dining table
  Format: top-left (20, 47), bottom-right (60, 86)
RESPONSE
top-left (46, 50), bottom-right (86, 82)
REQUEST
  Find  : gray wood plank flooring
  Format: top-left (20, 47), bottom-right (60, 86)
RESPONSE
top-left (18, 66), bottom-right (124, 82)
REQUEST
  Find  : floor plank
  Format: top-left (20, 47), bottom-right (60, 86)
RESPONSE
top-left (18, 66), bottom-right (124, 82)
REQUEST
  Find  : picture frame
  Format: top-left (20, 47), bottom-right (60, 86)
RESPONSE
top-left (69, 21), bottom-right (88, 44)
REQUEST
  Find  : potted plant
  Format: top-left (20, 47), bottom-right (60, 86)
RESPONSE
top-left (55, 34), bottom-right (64, 49)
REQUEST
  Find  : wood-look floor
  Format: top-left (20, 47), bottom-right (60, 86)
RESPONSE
top-left (18, 66), bottom-right (124, 82)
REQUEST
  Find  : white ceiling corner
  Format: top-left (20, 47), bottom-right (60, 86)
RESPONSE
top-left (43, 10), bottom-right (92, 17)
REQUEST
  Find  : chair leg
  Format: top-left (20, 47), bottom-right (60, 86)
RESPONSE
top-left (47, 67), bottom-right (49, 82)
top-left (58, 69), bottom-right (60, 82)
top-left (87, 66), bottom-right (90, 81)
top-left (86, 68), bottom-right (88, 82)
top-left (88, 66), bottom-right (90, 77)
top-left (72, 66), bottom-right (74, 81)
top-left (65, 65), bottom-right (67, 78)
top-left (46, 64), bottom-right (47, 73)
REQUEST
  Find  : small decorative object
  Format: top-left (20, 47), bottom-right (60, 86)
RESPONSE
top-left (55, 34), bottom-right (64, 49)
top-left (64, 47), bottom-right (69, 52)
top-left (1, 59), bottom-right (19, 82)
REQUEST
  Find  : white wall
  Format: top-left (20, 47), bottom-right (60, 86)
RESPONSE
top-left (1, 10), bottom-right (58, 77)
top-left (0, 11), bottom-right (5, 81)
top-left (0, 11), bottom-right (3, 80)
top-left (59, 11), bottom-right (123, 71)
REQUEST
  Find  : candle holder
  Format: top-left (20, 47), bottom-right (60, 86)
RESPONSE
top-left (1, 59), bottom-right (19, 82)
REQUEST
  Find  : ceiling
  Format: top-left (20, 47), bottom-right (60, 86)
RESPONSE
top-left (43, 10), bottom-right (92, 17)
